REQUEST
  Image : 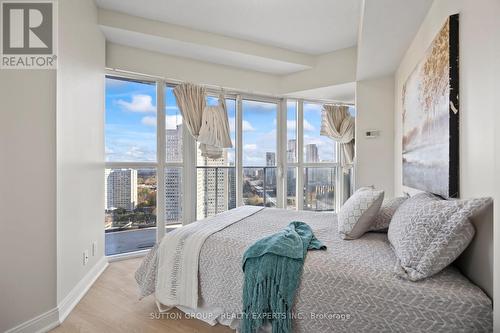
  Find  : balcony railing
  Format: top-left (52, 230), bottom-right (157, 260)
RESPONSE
top-left (242, 166), bottom-right (277, 207)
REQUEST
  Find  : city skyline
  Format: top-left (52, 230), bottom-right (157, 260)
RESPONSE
top-left (104, 77), bottom-right (341, 232)
top-left (105, 78), bottom-right (339, 166)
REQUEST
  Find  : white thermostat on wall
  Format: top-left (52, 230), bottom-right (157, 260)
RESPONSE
top-left (365, 130), bottom-right (380, 138)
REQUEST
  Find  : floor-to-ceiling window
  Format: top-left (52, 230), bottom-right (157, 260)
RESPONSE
top-left (302, 102), bottom-right (337, 211)
top-left (286, 100), bottom-right (298, 209)
top-left (196, 96), bottom-right (237, 220)
top-left (241, 99), bottom-right (278, 207)
top-left (285, 100), bottom-right (355, 211)
top-left (104, 76), bottom-right (159, 255)
top-left (104, 74), bottom-right (354, 255)
top-left (164, 87), bottom-right (184, 226)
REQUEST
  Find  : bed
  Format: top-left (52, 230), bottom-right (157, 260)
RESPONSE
top-left (136, 207), bottom-right (493, 332)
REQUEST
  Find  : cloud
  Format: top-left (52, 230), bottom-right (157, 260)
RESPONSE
top-left (303, 135), bottom-right (325, 146)
top-left (125, 146), bottom-right (146, 158)
top-left (141, 115), bottom-right (182, 129)
top-left (228, 118), bottom-right (255, 132)
top-left (244, 144), bottom-right (257, 150)
top-left (303, 103), bottom-right (322, 114)
top-left (243, 120), bottom-right (255, 131)
top-left (117, 94), bottom-right (156, 113)
top-left (141, 116), bottom-right (156, 127)
top-left (303, 120), bottom-right (316, 132)
top-left (229, 118), bottom-right (236, 132)
top-left (166, 115), bottom-right (182, 130)
top-left (286, 119), bottom-right (315, 132)
top-left (227, 151), bottom-right (235, 163)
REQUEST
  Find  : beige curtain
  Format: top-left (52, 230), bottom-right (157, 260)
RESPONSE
top-left (198, 96), bottom-right (233, 148)
top-left (198, 94), bottom-right (233, 158)
top-left (320, 104), bottom-right (355, 171)
top-left (173, 83), bottom-right (206, 139)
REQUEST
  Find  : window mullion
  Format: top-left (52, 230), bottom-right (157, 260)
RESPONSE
top-left (336, 142), bottom-right (343, 210)
top-left (277, 98), bottom-right (286, 209)
top-left (183, 120), bottom-right (197, 225)
top-left (297, 99), bottom-right (304, 210)
top-left (156, 80), bottom-right (166, 241)
top-left (236, 95), bottom-right (243, 207)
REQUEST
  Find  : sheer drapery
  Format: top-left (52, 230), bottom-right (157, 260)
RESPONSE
top-left (173, 83), bottom-right (206, 139)
top-left (320, 104), bottom-right (355, 171)
top-left (174, 83), bottom-right (232, 159)
top-left (198, 94), bottom-right (233, 158)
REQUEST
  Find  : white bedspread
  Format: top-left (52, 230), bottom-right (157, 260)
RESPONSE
top-left (137, 208), bottom-right (492, 332)
top-left (155, 206), bottom-right (264, 309)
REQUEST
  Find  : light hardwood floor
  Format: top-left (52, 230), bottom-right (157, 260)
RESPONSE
top-left (51, 258), bottom-right (233, 333)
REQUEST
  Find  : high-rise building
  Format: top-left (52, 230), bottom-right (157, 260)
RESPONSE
top-left (105, 169), bottom-right (138, 211)
top-left (165, 124), bottom-right (183, 224)
top-left (166, 124), bottom-right (183, 161)
top-left (165, 168), bottom-right (182, 224)
top-left (196, 146), bottom-right (230, 219)
top-left (266, 152), bottom-right (276, 166)
top-left (265, 152), bottom-right (276, 187)
top-left (305, 144), bottom-right (319, 163)
top-left (287, 139), bottom-right (296, 162)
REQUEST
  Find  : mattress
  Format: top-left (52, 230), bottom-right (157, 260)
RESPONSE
top-left (196, 208), bottom-right (492, 332)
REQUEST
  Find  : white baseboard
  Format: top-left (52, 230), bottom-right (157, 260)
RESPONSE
top-left (4, 308), bottom-right (59, 333)
top-left (5, 256), bottom-right (108, 333)
top-left (58, 256), bottom-right (109, 323)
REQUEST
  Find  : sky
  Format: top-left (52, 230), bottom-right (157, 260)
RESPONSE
top-left (105, 77), bottom-right (342, 165)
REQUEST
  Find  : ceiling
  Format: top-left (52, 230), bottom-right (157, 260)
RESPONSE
top-left (356, 0), bottom-right (434, 80)
top-left (286, 82), bottom-right (356, 103)
top-left (96, 0), bottom-right (362, 55)
top-left (97, 0), bottom-right (434, 97)
top-left (101, 26), bottom-right (312, 75)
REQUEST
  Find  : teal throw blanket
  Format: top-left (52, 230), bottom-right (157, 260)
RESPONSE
top-left (241, 221), bottom-right (326, 333)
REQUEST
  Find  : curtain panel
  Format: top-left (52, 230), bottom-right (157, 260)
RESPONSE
top-left (320, 104), bottom-right (355, 171)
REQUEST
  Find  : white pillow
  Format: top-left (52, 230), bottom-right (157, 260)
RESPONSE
top-left (369, 195), bottom-right (409, 232)
top-left (388, 192), bottom-right (492, 281)
top-left (338, 187), bottom-right (384, 240)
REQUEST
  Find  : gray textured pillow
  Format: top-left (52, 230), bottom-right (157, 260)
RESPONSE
top-left (388, 192), bottom-right (492, 281)
top-left (338, 187), bottom-right (384, 240)
top-left (369, 195), bottom-right (409, 232)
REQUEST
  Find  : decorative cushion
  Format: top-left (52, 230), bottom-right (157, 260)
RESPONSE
top-left (388, 192), bottom-right (492, 281)
top-left (338, 187), bottom-right (384, 240)
top-left (369, 195), bottom-right (409, 232)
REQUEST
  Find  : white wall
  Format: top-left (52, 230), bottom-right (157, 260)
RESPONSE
top-left (56, 0), bottom-right (105, 304)
top-left (0, 72), bottom-right (57, 331)
top-left (0, 0), bottom-right (105, 331)
top-left (355, 76), bottom-right (395, 197)
top-left (278, 47), bottom-right (357, 94)
top-left (394, 0), bottom-right (500, 327)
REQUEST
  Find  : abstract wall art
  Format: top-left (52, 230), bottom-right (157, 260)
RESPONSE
top-left (402, 14), bottom-right (459, 198)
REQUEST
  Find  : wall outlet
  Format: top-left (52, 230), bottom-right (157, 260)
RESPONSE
top-left (83, 250), bottom-right (89, 266)
top-left (92, 241), bottom-right (97, 257)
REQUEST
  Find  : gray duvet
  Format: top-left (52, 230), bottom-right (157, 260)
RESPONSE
top-left (137, 208), bottom-right (493, 332)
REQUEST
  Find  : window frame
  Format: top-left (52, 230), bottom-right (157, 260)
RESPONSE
top-left (195, 94), bottom-right (237, 219)
top-left (239, 96), bottom-right (280, 208)
top-left (105, 71), bottom-right (353, 246)
top-left (283, 99), bottom-right (347, 211)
